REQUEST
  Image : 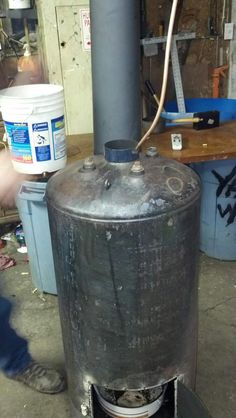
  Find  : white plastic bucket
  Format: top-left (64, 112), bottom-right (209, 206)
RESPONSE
top-left (0, 84), bottom-right (67, 175)
top-left (94, 387), bottom-right (165, 418)
top-left (9, 0), bottom-right (31, 9)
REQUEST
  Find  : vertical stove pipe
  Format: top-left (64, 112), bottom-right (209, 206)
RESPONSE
top-left (90, 0), bottom-right (141, 155)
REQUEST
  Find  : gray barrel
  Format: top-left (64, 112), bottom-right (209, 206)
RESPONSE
top-left (90, 0), bottom-right (141, 154)
top-left (17, 181), bottom-right (57, 295)
top-left (47, 143), bottom-right (201, 418)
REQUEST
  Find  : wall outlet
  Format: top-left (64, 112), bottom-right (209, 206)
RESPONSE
top-left (224, 23), bottom-right (235, 40)
top-left (171, 134), bottom-right (183, 151)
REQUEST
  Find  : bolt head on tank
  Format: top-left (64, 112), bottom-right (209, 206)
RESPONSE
top-left (83, 157), bottom-right (96, 171)
top-left (146, 147), bottom-right (158, 158)
top-left (130, 160), bottom-right (145, 175)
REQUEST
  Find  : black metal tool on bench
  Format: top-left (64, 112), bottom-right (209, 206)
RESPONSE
top-left (145, 80), bottom-right (220, 130)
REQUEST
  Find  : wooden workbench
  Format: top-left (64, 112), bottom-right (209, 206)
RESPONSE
top-left (67, 120), bottom-right (236, 164)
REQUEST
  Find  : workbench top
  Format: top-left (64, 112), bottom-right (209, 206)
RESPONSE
top-left (67, 120), bottom-right (236, 165)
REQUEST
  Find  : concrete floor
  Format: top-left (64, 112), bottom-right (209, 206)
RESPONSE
top-left (0, 245), bottom-right (235, 418)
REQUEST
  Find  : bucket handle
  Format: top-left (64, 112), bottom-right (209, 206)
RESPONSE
top-left (23, 106), bottom-right (35, 117)
top-left (0, 106), bottom-right (35, 119)
top-left (18, 184), bottom-right (46, 202)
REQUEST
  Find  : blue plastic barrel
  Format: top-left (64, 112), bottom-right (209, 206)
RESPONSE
top-left (192, 160), bottom-right (236, 260)
top-left (17, 181), bottom-right (57, 294)
top-left (168, 98), bottom-right (236, 260)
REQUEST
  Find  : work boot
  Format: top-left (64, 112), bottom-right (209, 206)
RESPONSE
top-left (10, 361), bottom-right (66, 394)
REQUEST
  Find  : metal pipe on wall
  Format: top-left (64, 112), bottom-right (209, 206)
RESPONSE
top-left (90, 0), bottom-right (141, 155)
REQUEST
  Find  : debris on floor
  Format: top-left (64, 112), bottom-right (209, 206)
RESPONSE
top-left (0, 254), bottom-right (16, 271)
top-left (1, 223), bottom-right (27, 258)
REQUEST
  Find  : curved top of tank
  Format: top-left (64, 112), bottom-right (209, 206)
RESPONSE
top-left (46, 153), bottom-right (200, 221)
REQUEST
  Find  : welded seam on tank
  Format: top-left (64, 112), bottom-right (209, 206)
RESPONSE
top-left (46, 193), bottom-right (201, 224)
top-left (107, 240), bottom-right (125, 330)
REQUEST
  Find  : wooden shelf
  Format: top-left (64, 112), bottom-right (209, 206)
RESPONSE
top-left (67, 121), bottom-right (236, 165)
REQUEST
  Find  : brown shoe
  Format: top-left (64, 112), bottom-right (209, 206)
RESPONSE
top-left (10, 362), bottom-right (66, 394)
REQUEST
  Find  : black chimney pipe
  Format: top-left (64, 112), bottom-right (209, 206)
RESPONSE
top-left (89, 0), bottom-right (141, 155)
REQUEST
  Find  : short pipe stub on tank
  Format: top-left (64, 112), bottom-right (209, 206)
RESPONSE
top-left (104, 140), bottom-right (139, 163)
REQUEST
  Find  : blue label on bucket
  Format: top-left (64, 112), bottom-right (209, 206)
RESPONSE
top-left (4, 121), bottom-right (33, 164)
top-left (32, 122), bottom-right (49, 133)
top-left (32, 122), bottom-right (51, 162)
top-left (35, 145), bottom-right (51, 162)
top-left (51, 116), bottom-right (66, 160)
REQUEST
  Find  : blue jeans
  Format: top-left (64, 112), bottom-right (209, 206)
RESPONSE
top-left (0, 296), bottom-right (31, 376)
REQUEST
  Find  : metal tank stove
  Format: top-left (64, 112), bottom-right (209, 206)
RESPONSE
top-left (46, 140), bottom-right (212, 418)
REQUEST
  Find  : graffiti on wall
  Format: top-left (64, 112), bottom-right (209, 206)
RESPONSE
top-left (212, 166), bottom-right (236, 226)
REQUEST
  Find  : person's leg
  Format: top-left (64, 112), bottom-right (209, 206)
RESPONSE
top-left (0, 296), bottom-right (66, 393)
top-left (0, 296), bottom-right (32, 376)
